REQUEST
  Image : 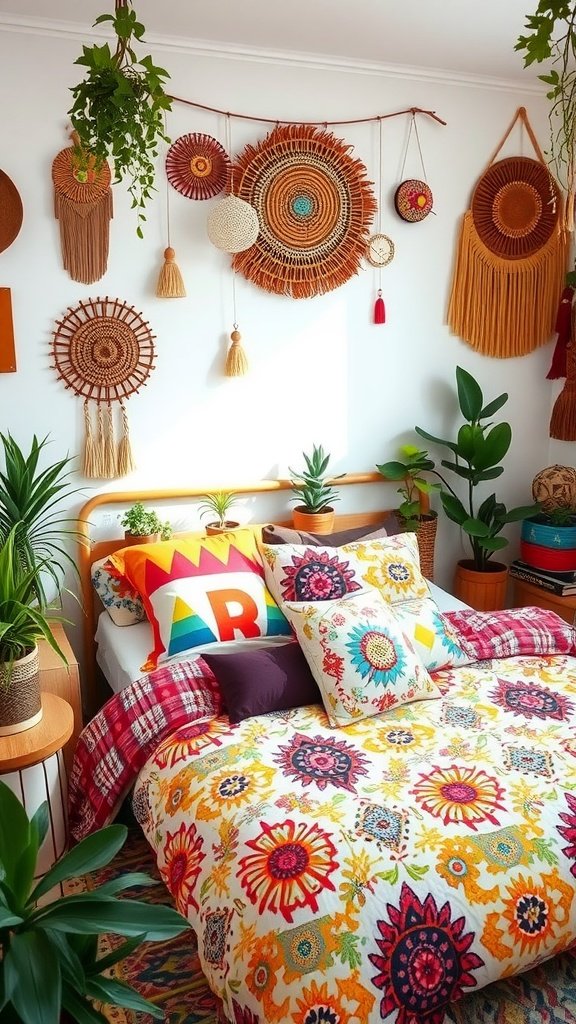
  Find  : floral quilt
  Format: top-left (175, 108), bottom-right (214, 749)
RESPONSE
top-left (134, 652), bottom-right (576, 1024)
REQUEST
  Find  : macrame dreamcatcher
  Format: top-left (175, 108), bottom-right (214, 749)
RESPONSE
top-left (52, 134), bottom-right (113, 284)
top-left (231, 123), bottom-right (377, 298)
top-left (365, 119), bottom-right (395, 324)
top-left (448, 107), bottom-right (569, 358)
top-left (394, 113), bottom-right (434, 222)
top-left (51, 297), bottom-right (156, 478)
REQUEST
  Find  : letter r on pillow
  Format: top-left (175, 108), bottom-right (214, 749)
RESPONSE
top-left (207, 589), bottom-right (261, 640)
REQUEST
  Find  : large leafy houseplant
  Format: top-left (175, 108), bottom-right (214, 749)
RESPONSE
top-left (415, 366), bottom-right (539, 573)
top-left (0, 781), bottom-right (188, 1024)
top-left (69, 1), bottom-right (172, 236)
top-left (0, 434), bottom-right (80, 607)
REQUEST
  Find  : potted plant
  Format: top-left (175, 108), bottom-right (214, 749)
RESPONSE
top-left (69, 1), bottom-right (172, 236)
top-left (0, 527), bottom-right (67, 735)
top-left (121, 503), bottom-right (172, 545)
top-left (520, 504), bottom-right (576, 571)
top-left (289, 444), bottom-right (344, 535)
top-left (416, 366), bottom-right (539, 609)
top-left (0, 781), bottom-right (188, 1024)
top-left (376, 444), bottom-right (442, 580)
top-left (198, 491), bottom-right (240, 535)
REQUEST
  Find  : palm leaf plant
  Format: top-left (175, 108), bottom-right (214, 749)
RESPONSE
top-left (69, 0), bottom-right (172, 236)
top-left (198, 491), bottom-right (239, 529)
top-left (0, 781), bottom-right (188, 1024)
top-left (0, 434), bottom-right (80, 607)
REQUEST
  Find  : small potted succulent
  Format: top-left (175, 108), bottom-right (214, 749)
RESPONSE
top-left (198, 491), bottom-right (240, 535)
top-left (376, 444), bottom-right (442, 579)
top-left (289, 444), bottom-right (344, 535)
top-left (121, 503), bottom-right (172, 545)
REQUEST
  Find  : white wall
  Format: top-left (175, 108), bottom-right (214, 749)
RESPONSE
top-left (0, 23), bottom-right (561, 656)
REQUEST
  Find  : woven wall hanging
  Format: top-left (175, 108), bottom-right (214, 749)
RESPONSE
top-left (52, 135), bottom-right (113, 285)
top-left (166, 133), bottom-right (230, 200)
top-left (394, 113), bottom-right (434, 222)
top-left (447, 107), bottom-right (569, 358)
top-left (0, 169), bottom-right (23, 253)
top-left (51, 297), bottom-right (156, 479)
top-left (230, 123), bottom-right (377, 298)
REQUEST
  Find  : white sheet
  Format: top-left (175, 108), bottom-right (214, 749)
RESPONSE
top-left (95, 581), bottom-right (470, 693)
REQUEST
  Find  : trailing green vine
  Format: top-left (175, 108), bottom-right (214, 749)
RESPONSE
top-left (68, 1), bottom-right (172, 236)
top-left (516, 2), bottom-right (576, 214)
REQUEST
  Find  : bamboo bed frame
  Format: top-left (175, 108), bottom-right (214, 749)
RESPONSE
top-left (77, 472), bottom-right (430, 718)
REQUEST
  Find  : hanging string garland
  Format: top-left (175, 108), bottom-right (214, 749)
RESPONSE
top-left (166, 132), bottom-right (231, 200)
top-left (394, 114), bottom-right (434, 222)
top-left (230, 123), bottom-right (377, 298)
top-left (448, 107), bottom-right (568, 358)
top-left (51, 297), bottom-right (156, 478)
top-left (52, 133), bottom-right (113, 284)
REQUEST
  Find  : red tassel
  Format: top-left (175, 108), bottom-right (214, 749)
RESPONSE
top-left (374, 291), bottom-right (385, 324)
top-left (547, 286), bottom-right (573, 379)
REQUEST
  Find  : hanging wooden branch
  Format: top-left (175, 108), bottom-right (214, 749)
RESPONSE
top-left (169, 98), bottom-right (447, 129)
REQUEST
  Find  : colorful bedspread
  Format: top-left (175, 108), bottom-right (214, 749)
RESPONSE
top-left (134, 652), bottom-right (576, 1024)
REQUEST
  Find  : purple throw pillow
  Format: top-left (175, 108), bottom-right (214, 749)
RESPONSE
top-left (202, 641), bottom-right (321, 724)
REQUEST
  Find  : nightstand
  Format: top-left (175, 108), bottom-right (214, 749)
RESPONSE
top-left (38, 624), bottom-right (82, 771)
top-left (0, 692), bottom-right (73, 891)
top-left (511, 578), bottom-right (576, 626)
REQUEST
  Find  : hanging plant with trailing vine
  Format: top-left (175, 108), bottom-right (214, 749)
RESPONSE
top-left (516, 2), bottom-right (576, 229)
top-left (69, 0), bottom-right (172, 235)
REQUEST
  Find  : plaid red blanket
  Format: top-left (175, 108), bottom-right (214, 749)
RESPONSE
top-left (443, 605), bottom-right (576, 661)
top-left (68, 657), bottom-right (221, 841)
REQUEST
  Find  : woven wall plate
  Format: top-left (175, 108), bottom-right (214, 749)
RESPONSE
top-left (166, 133), bottom-right (230, 200)
top-left (471, 156), bottom-right (560, 260)
top-left (365, 232), bottom-right (395, 267)
top-left (394, 179), bottom-right (433, 222)
top-left (0, 170), bottom-right (23, 253)
top-left (51, 296), bottom-right (155, 403)
top-left (231, 124), bottom-right (377, 298)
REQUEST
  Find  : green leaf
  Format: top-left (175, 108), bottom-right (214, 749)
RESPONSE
top-left (376, 461), bottom-right (406, 481)
top-left (456, 366), bottom-right (483, 421)
top-left (87, 935), bottom-right (144, 976)
top-left (4, 931), bottom-right (61, 1024)
top-left (479, 392), bottom-right (508, 419)
top-left (0, 781), bottom-right (31, 894)
top-left (30, 825), bottom-right (127, 903)
top-left (478, 536), bottom-right (508, 551)
top-left (440, 491), bottom-right (468, 525)
top-left (0, 906), bottom-right (23, 927)
top-left (415, 426), bottom-right (458, 455)
top-left (501, 504), bottom-right (541, 523)
top-left (36, 898), bottom-right (189, 941)
top-left (45, 930), bottom-right (86, 992)
top-left (86, 976), bottom-right (164, 1018)
top-left (473, 423), bottom-right (511, 470)
top-left (461, 517), bottom-right (491, 538)
top-left (62, 986), bottom-right (109, 1024)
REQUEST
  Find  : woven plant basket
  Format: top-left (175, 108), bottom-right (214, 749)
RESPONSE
top-left (415, 512), bottom-right (437, 581)
top-left (0, 646), bottom-right (42, 735)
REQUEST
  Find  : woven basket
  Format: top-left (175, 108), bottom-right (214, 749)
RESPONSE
top-left (0, 646), bottom-right (42, 735)
top-left (415, 513), bottom-right (437, 581)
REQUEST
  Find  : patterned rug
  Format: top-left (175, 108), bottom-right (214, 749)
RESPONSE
top-left (71, 828), bottom-right (576, 1024)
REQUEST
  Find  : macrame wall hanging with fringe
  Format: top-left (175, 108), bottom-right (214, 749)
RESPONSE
top-left (447, 106), bottom-right (569, 359)
top-left (230, 123), bottom-right (377, 298)
top-left (52, 132), bottom-right (113, 285)
top-left (51, 297), bottom-right (156, 478)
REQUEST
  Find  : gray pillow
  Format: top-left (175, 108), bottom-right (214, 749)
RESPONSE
top-left (261, 516), bottom-right (402, 547)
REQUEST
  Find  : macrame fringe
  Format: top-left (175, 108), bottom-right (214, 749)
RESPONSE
top-left (117, 401), bottom-right (136, 475)
top-left (82, 401), bottom-right (97, 478)
top-left (225, 329), bottom-right (248, 376)
top-left (54, 189), bottom-right (113, 285)
top-left (156, 247), bottom-right (186, 298)
top-left (447, 210), bottom-right (569, 357)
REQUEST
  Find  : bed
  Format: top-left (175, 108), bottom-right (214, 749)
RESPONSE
top-left (73, 477), bottom-right (576, 1024)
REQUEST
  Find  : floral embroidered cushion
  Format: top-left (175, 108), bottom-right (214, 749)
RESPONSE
top-left (284, 589), bottom-right (439, 727)
top-left (261, 532), bottom-right (428, 608)
top-left (392, 596), bottom-right (470, 672)
top-left (91, 556), bottom-right (146, 627)
top-left (110, 529), bottom-right (292, 671)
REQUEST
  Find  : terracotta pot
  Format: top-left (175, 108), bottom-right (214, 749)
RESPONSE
top-left (454, 560), bottom-right (509, 611)
top-left (205, 521), bottom-right (241, 536)
top-left (0, 645), bottom-right (42, 735)
top-left (123, 531), bottom-right (160, 546)
top-left (292, 507), bottom-right (335, 535)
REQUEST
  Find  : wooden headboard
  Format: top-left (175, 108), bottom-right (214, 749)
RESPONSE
top-left (77, 472), bottom-right (430, 717)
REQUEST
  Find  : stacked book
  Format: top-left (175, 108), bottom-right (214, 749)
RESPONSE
top-left (510, 560), bottom-right (576, 596)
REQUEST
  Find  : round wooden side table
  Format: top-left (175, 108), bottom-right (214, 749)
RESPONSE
top-left (0, 692), bottom-right (74, 892)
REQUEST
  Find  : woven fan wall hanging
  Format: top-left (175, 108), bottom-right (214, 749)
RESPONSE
top-left (51, 297), bottom-right (156, 479)
top-left (230, 123), bottom-right (377, 298)
top-left (166, 132), bottom-right (231, 200)
top-left (52, 134), bottom-right (113, 285)
top-left (447, 107), bottom-right (569, 358)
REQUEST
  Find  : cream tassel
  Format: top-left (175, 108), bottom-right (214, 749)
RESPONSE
top-left (117, 400), bottom-right (136, 475)
top-left (82, 400), bottom-right (97, 478)
top-left (102, 403), bottom-right (117, 478)
top-left (225, 328), bottom-right (248, 376)
top-left (94, 404), bottom-right (105, 479)
top-left (156, 246), bottom-right (186, 298)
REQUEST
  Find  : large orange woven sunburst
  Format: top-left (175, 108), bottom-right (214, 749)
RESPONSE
top-left (231, 124), bottom-right (376, 298)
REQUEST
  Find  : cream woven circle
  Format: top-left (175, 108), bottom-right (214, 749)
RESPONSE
top-left (207, 195), bottom-right (260, 253)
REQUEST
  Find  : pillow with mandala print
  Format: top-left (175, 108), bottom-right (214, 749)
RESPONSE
top-left (391, 596), bottom-right (470, 672)
top-left (91, 557), bottom-right (146, 627)
top-left (261, 532), bottom-right (428, 609)
top-left (284, 589), bottom-right (439, 727)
